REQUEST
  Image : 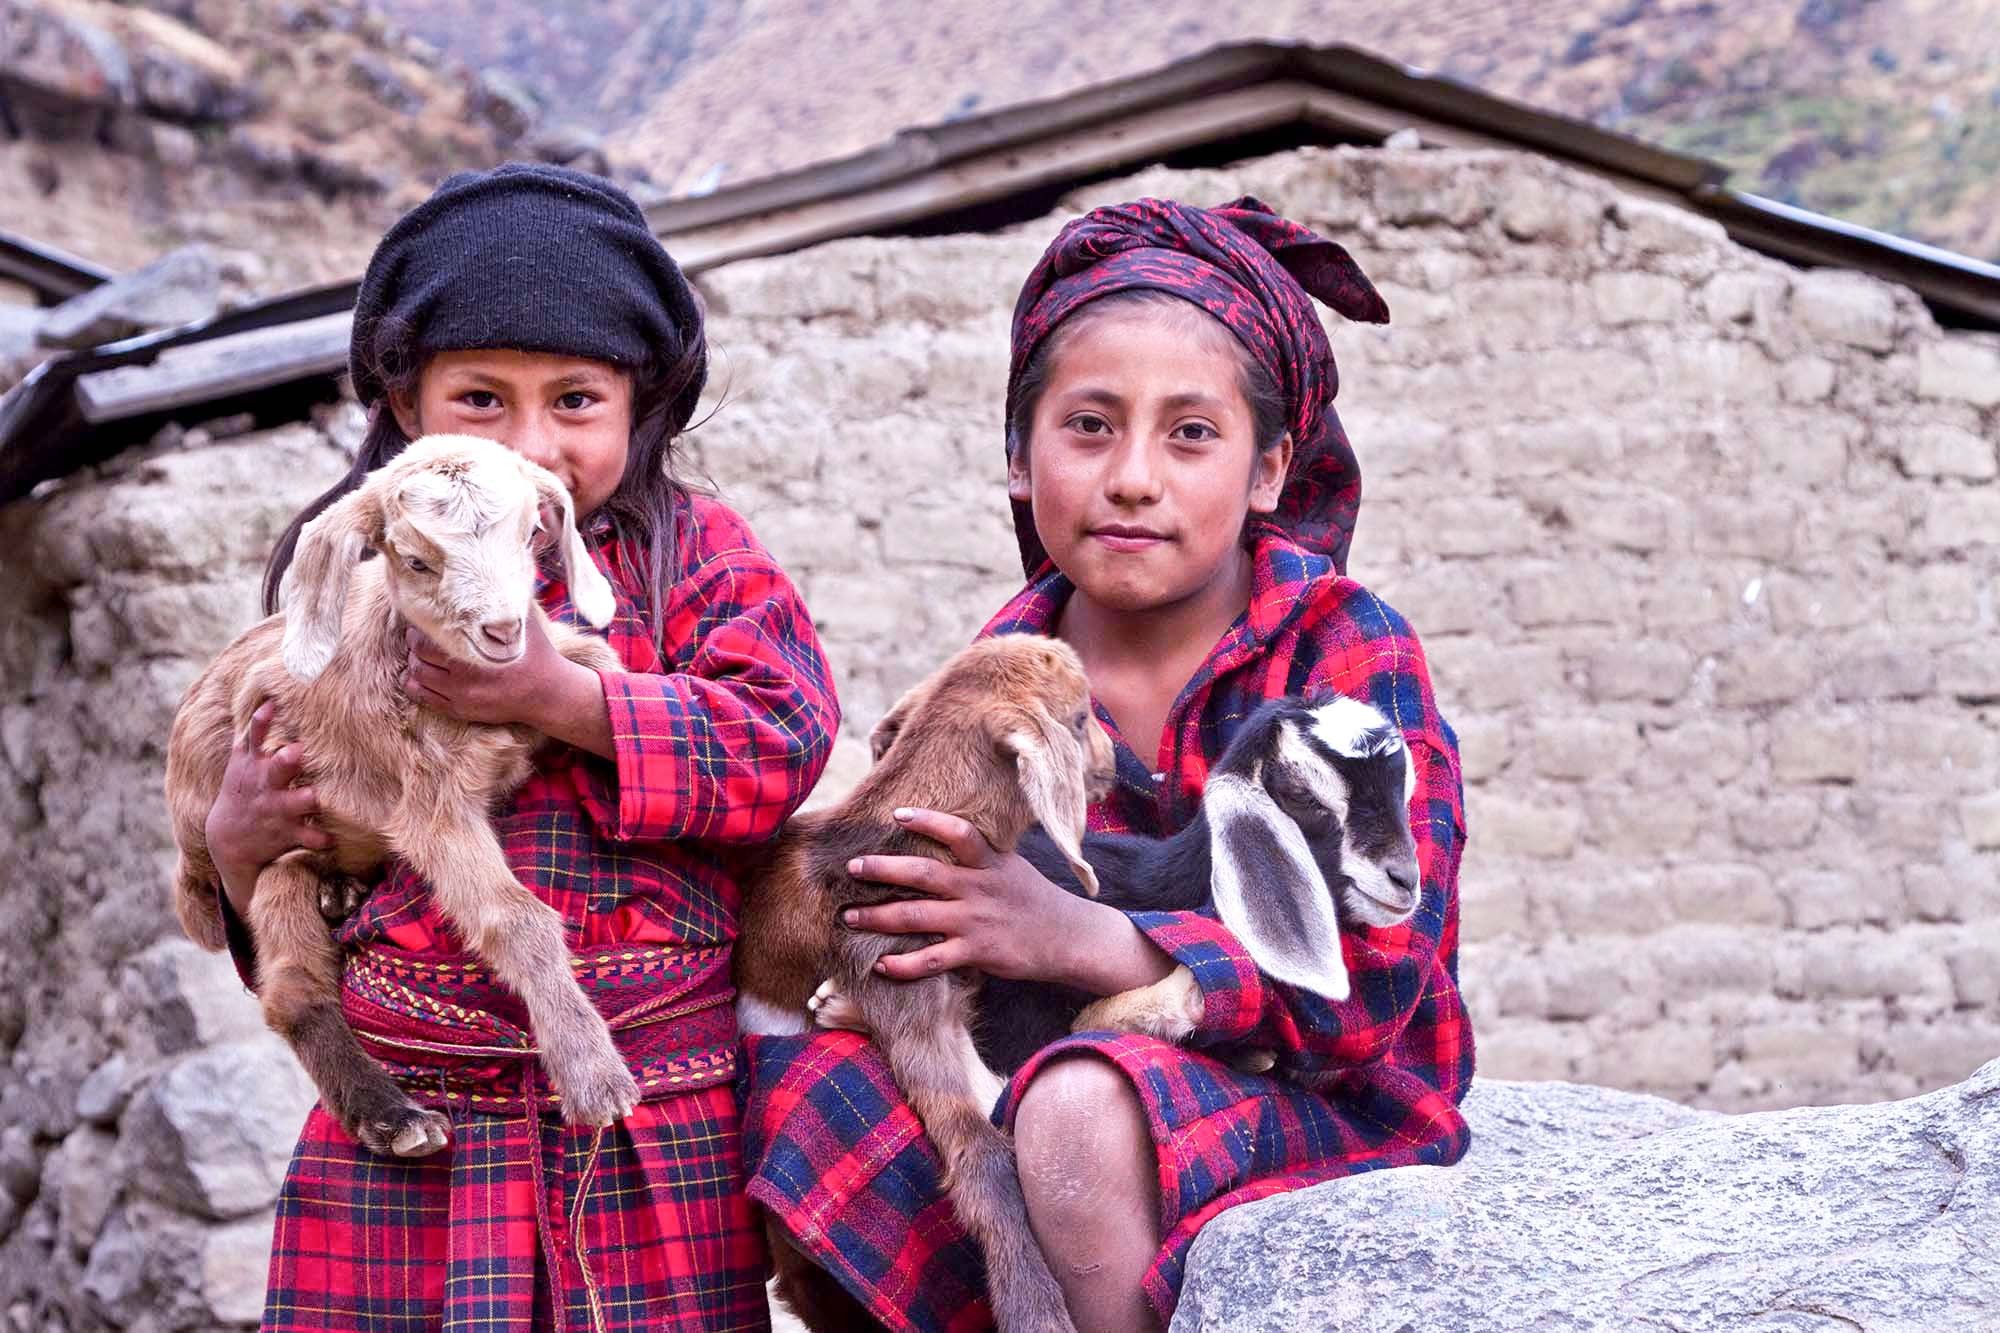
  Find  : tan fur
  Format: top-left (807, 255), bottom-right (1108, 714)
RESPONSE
top-left (1073, 962), bottom-right (1205, 1043)
top-left (739, 636), bottom-right (1116, 1333)
top-left (164, 435), bottom-right (635, 1157)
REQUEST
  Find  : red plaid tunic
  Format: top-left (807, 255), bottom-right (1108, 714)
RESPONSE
top-left (740, 523), bottom-right (1474, 1327)
top-left (232, 493), bottom-right (838, 1332)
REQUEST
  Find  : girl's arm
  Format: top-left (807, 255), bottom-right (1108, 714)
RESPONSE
top-left (584, 545), bottom-right (839, 843)
top-left (410, 537), bottom-right (840, 845)
top-left (842, 814), bottom-right (1178, 994)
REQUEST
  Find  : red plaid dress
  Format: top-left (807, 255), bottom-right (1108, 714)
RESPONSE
top-left (740, 523), bottom-right (1474, 1327)
top-left (228, 494), bottom-right (838, 1332)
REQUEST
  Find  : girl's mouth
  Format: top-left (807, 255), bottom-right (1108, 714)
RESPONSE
top-left (1089, 525), bottom-right (1168, 552)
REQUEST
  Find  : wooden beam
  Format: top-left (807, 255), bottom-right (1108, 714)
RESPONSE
top-left (72, 311), bottom-right (351, 422)
top-left (666, 83), bottom-right (1321, 272)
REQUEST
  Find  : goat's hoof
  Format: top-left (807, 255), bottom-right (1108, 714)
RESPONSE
top-left (1229, 1048), bottom-right (1278, 1075)
top-left (806, 978), bottom-right (869, 1034)
top-left (555, 1056), bottom-right (641, 1127)
top-left (318, 875), bottom-right (371, 925)
top-left (354, 1105), bottom-right (450, 1158)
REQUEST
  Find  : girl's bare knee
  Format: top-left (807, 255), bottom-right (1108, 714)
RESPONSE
top-left (1014, 1055), bottom-right (1150, 1208)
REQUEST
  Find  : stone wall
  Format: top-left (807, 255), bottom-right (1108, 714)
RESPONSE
top-left (0, 144), bottom-right (1995, 1326)
top-left (692, 146), bottom-right (2000, 1113)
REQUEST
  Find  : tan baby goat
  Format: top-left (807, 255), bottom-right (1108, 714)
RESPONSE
top-left (165, 435), bottom-right (637, 1156)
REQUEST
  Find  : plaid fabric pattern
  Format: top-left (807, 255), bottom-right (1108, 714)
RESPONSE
top-left (245, 492), bottom-right (838, 1331)
top-left (741, 527), bottom-right (1474, 1329)
top-left (264, 1087), bottom-right (769, 1332)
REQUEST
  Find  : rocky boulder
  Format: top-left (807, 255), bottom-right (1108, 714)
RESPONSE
top-left (1174, 1060), bottom-right (2000, 1330)
top-left (119, 1034), bottom-right (315, 1221)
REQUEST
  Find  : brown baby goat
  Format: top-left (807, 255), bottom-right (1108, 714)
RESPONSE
top-left (165, 435), bottom-right (637, 1157)
top-left (735, 636), bottom-right (1117, 1333)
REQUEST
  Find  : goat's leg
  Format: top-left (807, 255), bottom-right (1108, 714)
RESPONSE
top-left (395, 798), bottom-right (639, 1126)
top-left (316, 873), bottom-right (372, 926)
top-left (806, 977), bottom-right (870, 1034)
top-left (846, 960), bottom-right (1077, 1333)
top-left (1072, 964), bottom-right (1205, 1043)
top-left (1073, 969), bottom-right (1273, 1073)
top-left (550, 625), bottom-right (622, 674)
top-left (250, 858), bottom-right (449, 1156)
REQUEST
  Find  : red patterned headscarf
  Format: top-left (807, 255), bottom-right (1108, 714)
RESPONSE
top-left (1007, 195), bottom-right (1388, 577)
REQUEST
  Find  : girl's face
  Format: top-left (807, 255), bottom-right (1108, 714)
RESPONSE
top-left (391, 348), bottom-right (634, 517)
top-left (1009, 303), bottom-right (1290, 615)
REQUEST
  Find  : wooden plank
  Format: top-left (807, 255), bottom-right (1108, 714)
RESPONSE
top-left (72, 310), bottom-right (351, 422)
top-left (667, 83), bottom-right (1319, 272)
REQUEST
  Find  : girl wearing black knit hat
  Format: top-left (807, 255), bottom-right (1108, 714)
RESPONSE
top-left (200, 163), bottom-right (840, 1331)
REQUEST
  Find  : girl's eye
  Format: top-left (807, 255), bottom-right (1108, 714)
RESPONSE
top-left (1067, 413), bottom-right (1110, 436)
top-left (405, 556), bottom-right (432, 574)
top-left (460, 390), bottom-right (500, 410)
top-left (556, 391), bottom-right (596, 411)
top-left (1173, 421), bottom-right (1220, 443)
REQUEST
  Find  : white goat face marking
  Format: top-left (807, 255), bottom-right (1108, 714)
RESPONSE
top-left (1309, 696), bottom-right (1403, 761)
top-left (1275, 720), bottom-right (1351, 819)
top-left (1291, 696), bottom-right (1421, 930)
top-left (1204, 774), bottom-right (1353, 1002)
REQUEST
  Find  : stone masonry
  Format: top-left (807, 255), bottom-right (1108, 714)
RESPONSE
top-left (0, 144), bottom-right (1995, 1327)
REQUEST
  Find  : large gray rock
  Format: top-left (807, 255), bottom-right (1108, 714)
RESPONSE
top-left (0, 0), bottom-right (132, 106)
top-left (119, 1034), bottom-right (314, 1220)
top-left (1174, 1062), bottom-right (2000, 1331)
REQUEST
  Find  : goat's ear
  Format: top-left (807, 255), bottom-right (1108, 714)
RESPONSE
top-left (536, 477), bottom-right (616, 629)
top-left (868, 675), bottom-right (935, 763)
top-left (997, 722), bottom-right (1100, 897)
top-left (1203, 774), bottom-right (1353, 1002)
top-left (280, 486), bottom-right (383, 681)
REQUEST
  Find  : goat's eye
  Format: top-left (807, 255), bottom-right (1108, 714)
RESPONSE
top-left (1071, 710), bottom-right (1089, 734)
top-left (405, 556), bottom-right (432, 575)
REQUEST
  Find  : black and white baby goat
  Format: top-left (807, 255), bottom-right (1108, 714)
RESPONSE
top-left (976, 694), bottom-right (1423, 1077)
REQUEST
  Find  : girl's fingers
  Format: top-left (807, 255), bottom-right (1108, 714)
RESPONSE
top-left (891, 807), bottom-right (992, 866)
top-left (244, 700), bottom-right (275, 752)
top-left (874, 941), bottom-right (965, 980)
top-left (404, 664), bottom-right (447, 704)
top-left (847, 853), bottom-right (960, 897)
top-left (282, 785), bottom-right (320, 816)
top-left (297, 822), bottom-right (336, 851)
top-left (844, 897), bottom-right (958, 935)
top-left (407, 629), bottom-right (455, 672)
top-left (267, 744), bottom-right (305, 783)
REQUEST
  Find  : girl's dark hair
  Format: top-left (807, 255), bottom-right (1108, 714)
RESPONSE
top-left (262, 313), bottom-right (709, 659)
top-left (1004, 289), bottom-right (1289, 461)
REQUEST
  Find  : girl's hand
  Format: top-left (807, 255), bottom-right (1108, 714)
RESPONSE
top-left (404, 623), bottom-right (553, 728)
top-left (843, 809), bottom-right (1176, 994)
top-left (404, 623), bottom-right (615, 759)
top-left (206, 701), bottom-right (331, 917)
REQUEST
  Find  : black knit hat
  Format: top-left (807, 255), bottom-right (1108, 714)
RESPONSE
top-left (349, 161), bottom-right (706, 426)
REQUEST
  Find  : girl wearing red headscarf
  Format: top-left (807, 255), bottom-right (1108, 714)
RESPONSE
top-left (741, 197), bottom-right (1474, 1333)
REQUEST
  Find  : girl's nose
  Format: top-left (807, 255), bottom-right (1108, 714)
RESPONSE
top-left (1103, 439), bottom-right (1163, 504)
top-left (505, 420), bottom-right (560, 471)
